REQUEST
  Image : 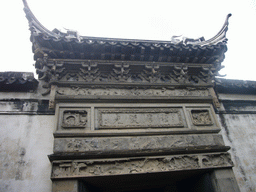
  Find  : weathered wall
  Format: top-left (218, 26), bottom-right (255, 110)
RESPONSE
top-left (0, 94), bottom-right (55, 192)
top-left (217, 95), bottom-right (256, 192)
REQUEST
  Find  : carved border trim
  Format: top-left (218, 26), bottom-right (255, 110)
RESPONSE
top-left (56, 87), bottom-right (210, 97)
top-left (51, 153), bottom-right (233, 179)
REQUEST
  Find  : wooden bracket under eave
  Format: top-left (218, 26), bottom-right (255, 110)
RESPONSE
top-left (209, 87), bottom-right (221, 109)
top-left (49, 85), bottom-right (57, 109)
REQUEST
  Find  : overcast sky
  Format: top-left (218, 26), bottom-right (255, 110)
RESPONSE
top-left (1, 0), bottom-right (256, 80)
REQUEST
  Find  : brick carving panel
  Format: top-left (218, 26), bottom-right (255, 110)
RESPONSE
top-left (51, 153), bottom-right (233, 179)
top-left (54, 134), bottom-right (225, 153)
top-left (191, 110), bottom-right (213, 126)
top-left (58, 108), bottom-right (91, 130)
top-left (56, 87), bottom-right (210, 97)
top-left (97, 108), bottom-right (184, 129)
top-left (62, 110), bottom-right (87, 128)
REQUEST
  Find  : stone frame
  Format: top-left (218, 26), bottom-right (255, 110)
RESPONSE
top-left (55, 103), bottom-right (220, 135)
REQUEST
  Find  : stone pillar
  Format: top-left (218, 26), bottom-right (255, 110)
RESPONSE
top-left (52, 180), bottom-right (79, 192)
top-left (210, 168), bottom-right (240, 192)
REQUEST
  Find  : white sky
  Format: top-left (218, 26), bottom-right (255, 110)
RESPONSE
top-left (1, 0), bottom-right (256, 80)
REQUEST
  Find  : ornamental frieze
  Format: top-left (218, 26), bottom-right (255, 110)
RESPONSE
top-left (53, 134), bottom-right (225, 153)
top-left (56, 87), bottom-right (210, 97)
top-left (51, 153), bottom-right (233, 179)
top-left (35, 59), bottom-right (222, 96)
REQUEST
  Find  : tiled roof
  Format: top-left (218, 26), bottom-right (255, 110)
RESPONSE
top-left (23, 0), bottom-right (231, 65)
top-left (216, 78), bottom-right (256, 94)
top-left (0, 72), bottom-right (38, 92)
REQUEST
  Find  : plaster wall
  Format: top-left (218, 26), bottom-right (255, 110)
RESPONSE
top-left (0, 114), bottom-right (55, 192)
top-left (218, 113), bottom-right (256, 192)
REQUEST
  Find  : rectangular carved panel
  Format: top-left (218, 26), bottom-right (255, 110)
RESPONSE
top-left (97, 108), bottom-right (184, 129)
top-left (51, 153), bottom-right (233, 179)
top-left (54, 134), bottom-right (225, 153)
top-left (58, 107), bottom-right (91, 130)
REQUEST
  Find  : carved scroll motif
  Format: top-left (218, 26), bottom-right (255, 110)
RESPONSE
top-left (97, 108), bottom-right (183, 129)
top-left (62, 110), bottom-right (87, 128)
top-left (51, 153), bottom-right (233, 179)
top-left (191, 110), bottom-right (213, 126)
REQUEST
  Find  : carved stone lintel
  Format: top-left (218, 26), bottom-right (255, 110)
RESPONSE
top-left (51, 153), bottom-right (233, 179)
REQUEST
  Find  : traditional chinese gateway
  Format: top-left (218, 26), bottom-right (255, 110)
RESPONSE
top-left (22, 1), bottom-right (240, 191)
top-left (1, 0), bottom-right (250, 191)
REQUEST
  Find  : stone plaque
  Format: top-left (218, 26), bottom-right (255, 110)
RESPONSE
top-left (97, 108), bottom-right (183, 129)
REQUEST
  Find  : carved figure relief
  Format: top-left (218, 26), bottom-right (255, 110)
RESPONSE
top-left (51, 153), bottom-right (233, 178)
top-left (62, 110), bottom-right (87, 128)
top-left (191, 110), bottom-right (213, 126)
top-left (54, 134), bottom-right (224, 153)
top-left (97, 108), bottom-right (183, 129)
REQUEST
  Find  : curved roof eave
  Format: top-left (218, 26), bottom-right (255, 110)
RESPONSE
top-left (22, 0), bottom-right (231, 47)
top-left (22, 0), bottom-right (61, 39)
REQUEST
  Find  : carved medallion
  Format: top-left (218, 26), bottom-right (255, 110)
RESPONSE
top-left (191, 110), bottom-right (213, 126)
top-left (62, 110), bottom-right (87, 128)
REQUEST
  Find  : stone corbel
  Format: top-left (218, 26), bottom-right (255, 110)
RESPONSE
top-left (49, 85), bottom-right (57, 109)
top-left (209, 87), bottom-right (221, 108)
